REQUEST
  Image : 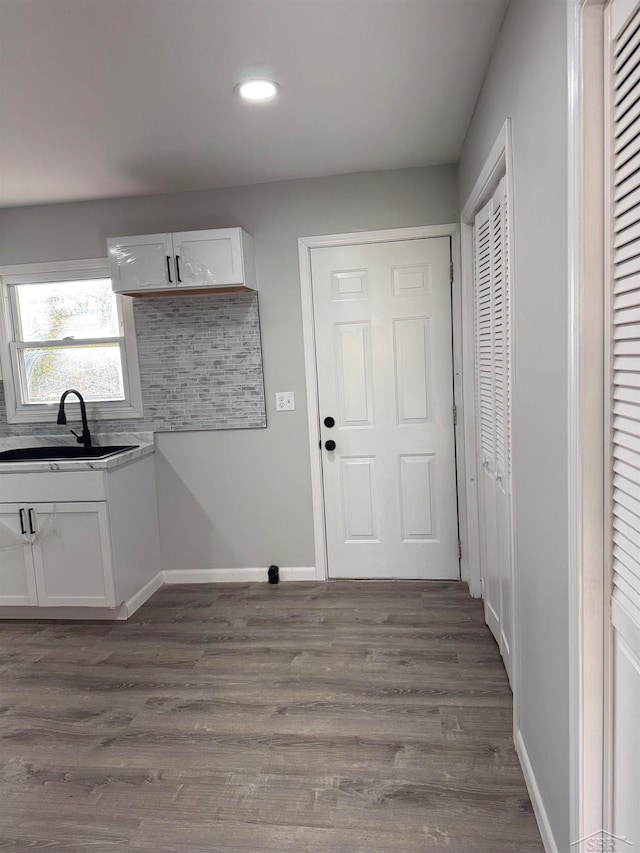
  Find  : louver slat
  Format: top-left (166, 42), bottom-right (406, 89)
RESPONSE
top-left (473, 178), bottom-right (510, 482)
top-left (612, 10), bottom-right (640, 616)
top-left (493, 181), bottom-right (507, 480)
top-left (474, 202), bottom-right (494, 469)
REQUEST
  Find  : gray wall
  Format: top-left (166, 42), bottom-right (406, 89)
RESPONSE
top-left (0, 166), bottom-right (458, 571)
top-left (459, 1), bottom-right (569, 849)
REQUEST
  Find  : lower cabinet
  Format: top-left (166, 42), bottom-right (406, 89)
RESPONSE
top-left (0, 504), bottom-right (38, 605)
top-left (0, 454), bottom-right (161, 617)
top-left (0, 502), bottom-right (116, 607)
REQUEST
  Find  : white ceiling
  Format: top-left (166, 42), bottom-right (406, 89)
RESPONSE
top-left (0, 0), bottom-right (508, 208)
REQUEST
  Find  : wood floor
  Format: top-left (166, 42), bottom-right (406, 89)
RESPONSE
top-left (0, 581), bottom-right (543, 852)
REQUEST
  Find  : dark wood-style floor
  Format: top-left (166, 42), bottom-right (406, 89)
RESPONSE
top-left (0, 581), bottom-right (543, 852)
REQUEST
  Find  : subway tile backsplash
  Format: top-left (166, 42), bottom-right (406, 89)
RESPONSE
top-left (0, 292), bottom-right (266, 436)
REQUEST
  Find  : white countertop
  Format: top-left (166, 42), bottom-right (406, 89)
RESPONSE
top-left (0, 432), bottom-right (155, 473)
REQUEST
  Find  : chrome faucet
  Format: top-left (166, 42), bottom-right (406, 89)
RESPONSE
top-left (56, 389), bottom-right (92, 448)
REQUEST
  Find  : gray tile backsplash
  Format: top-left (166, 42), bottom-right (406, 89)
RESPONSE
top-left (0, 292), bottom-right (266, 436)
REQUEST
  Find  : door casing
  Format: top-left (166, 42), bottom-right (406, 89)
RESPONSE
top-left (298, 225), bottom-right (470, 584)
top-left (568, 0), bottom-right (607, 844)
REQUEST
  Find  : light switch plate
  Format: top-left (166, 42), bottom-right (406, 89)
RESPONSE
top-left (275, 391), bottom-right (295, 411)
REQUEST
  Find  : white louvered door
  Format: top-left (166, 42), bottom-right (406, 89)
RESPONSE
top-left (607, 2), bottom-right (640, 844)
top-left (473, 177), bottom-right (513, 682)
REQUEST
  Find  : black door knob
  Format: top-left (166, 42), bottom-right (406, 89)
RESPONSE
top-left (324, 416), bottom-right (335, 428)
top-left (325, 440), bottom-right (336, 451)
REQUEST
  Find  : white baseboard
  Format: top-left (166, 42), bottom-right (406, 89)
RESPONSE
top-left (124, 572), bottom-right (164, 617)
top-left (515, 729), bottom-right (559, 853)
top-left (0, 569), bottom-right (318, 622)
top-left (162, 567), bottom-right (317, 584)
top-left (0, 602), bottom-right (129, 620)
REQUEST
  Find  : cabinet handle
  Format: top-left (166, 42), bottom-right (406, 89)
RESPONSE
top-left (166, 255), bottom-right (173, 283)
top-left (19, 508), bottom-right (26, 536)
top-left (175, 255), bottom-right (182, 283)
top-left (28, 508), bottom-right (36, 536)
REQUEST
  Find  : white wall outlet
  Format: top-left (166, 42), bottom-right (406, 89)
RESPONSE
top-left (275, 391), bottom-right (295, 411)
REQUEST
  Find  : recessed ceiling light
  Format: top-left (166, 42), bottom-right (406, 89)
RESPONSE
top-left (236, 80), bottom-right (279, 101)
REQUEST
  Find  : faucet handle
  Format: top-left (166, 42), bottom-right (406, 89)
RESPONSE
top-left (70, 430), bottom-right (82, 444)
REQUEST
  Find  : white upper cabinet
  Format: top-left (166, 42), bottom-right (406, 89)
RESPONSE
top-left (108, 227), bottom-right (256, 295)
top-left (173, 229), bottom-right (248, 288)
top-left (108, 233), bottom-right (175, 293)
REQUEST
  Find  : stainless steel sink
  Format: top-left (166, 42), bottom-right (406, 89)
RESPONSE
top-left (0, 445), bottom-right (137, 463)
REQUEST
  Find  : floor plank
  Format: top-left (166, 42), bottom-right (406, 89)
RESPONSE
top-left (0, 580), bottom-right (543, 851)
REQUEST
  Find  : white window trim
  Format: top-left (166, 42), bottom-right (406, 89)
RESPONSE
top-left (0, 258), bottom-right (144, 424)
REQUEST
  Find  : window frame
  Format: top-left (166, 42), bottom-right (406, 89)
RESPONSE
top-left (0, 258), bottom-right (143, 424)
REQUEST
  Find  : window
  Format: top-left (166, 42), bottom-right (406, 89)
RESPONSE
top-left (0, 259), bottom-right (143, 423)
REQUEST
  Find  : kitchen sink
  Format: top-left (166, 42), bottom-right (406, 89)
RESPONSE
top-left (0, 445), bottom-right (137, 462)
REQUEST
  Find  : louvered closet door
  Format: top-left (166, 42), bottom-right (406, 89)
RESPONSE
top-left (475, 198), bottom-right (500, 645)
top-left (473, 177), bottom-right (513, 682)
top-left (608, 1), bottom-right (640, 844)
top-left (492, 179), bottom-right (513, 675)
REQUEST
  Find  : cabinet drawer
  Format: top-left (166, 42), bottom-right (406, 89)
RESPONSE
top-left (0, 471), bottom-right (106, 503)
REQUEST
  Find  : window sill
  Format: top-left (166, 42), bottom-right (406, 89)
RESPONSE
top-left (6, 402), bottom-right (144, 425)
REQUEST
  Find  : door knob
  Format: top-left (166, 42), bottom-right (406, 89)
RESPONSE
top-left (324, 416), bottom-right (335, 428)
top-left (325, 440), bottom-right (336, 451)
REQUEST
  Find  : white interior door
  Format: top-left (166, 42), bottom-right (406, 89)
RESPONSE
top-left (607, 2), bottom-right (640, 844)
top-left (473, 178), bottom-right (513, 682)
top-left (311, 236), bottom-right (459, 580)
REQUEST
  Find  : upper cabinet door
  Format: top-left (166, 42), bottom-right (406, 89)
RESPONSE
top-left (108, 233), bottom-right (175, 293)
top-left (0, 504), bottom-right (38, 606)
top-left (172, 228), bottom-right (248, 289)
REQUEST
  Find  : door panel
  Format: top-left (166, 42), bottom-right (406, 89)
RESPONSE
top-left (393, 318), bottom-right (432, 423)
top-left (108, 233), bottom-right (174, 292)
top-left (399, 454), bottom-right (435, 541)
top-left (173, 229), bottom-right (243, 287)
top-left (31, 503), bottom-right (116, 607)
top-left (335, 322), bottom-right (374, 426)
top-left (480, 471), bottom-right (500, 641)
top-left (0, 504), bottom-right (37, 606)
top-left (611, 608), bottom-right (640, 848)
top-left (340, 457), bottom-right (378, 542)
top-left (496, 480), bottom-right (513, 674)
top-left (312, 237), bottom-right (459, 580)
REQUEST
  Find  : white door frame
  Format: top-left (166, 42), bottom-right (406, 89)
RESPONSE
top-left (568, 0), bottom-right (607, 843)
top-left (460, 119), bottom-right (518, 722)
top-left (298, 225), bottom-right (468, 583)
